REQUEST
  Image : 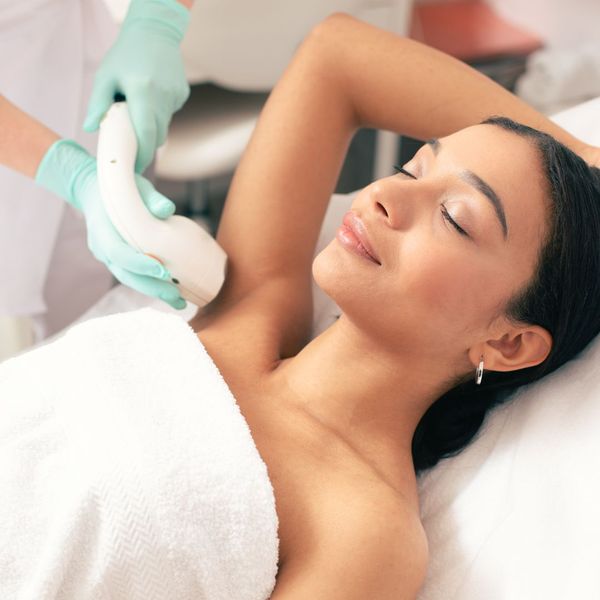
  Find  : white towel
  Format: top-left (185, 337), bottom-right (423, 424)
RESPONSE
top-left (517, 43), bottom-right (600, 112)
top-left (0, 308), bottom-right (279, 600)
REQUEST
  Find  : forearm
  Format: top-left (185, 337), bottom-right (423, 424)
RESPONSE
top-left (212, 15), bottom-right (357, 296)
top-left (324, 14), bottom-right (587, 157)
top-left (0, 95), bottom-right (59, 179)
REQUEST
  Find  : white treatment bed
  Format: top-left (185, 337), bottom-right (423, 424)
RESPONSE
top-left (25, 96), bottom-right (600, 599)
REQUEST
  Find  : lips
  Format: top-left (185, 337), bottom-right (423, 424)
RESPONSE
top-left (339, 211), bottom-right (381, 265)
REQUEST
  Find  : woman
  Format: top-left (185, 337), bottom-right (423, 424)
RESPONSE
top-left (3, 13), bottom-right (600, 600)
top-left (189, 14), bottom-right (600, 598)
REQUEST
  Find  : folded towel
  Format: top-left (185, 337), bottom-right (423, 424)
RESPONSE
top-left (0, 308), bottom-right (279, 600)
top-left (517, 43), bottom-right (600, 112)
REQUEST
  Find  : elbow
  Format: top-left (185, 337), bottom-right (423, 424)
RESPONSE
top-left (307, 12), bottom-right (360, 46)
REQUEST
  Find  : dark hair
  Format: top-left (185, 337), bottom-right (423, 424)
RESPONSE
top-left (412, 116), bottom-right (600, 474)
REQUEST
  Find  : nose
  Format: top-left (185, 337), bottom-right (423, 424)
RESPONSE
top-left (366, 175), bottom-right (427, 230)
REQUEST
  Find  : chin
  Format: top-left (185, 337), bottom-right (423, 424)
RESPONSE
top-left (312, 239), bottom-right (421, 352)
top-left (312, 240), bottom-right (383, 329)
top-left (312, 242), bottom-right (344, 300)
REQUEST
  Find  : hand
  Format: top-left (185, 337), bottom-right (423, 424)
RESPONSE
top-left (83, 0), bottom-right (191, 173)
top-left (35, 139), bottom-right (187, 310)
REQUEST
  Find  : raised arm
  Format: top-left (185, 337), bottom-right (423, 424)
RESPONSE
top-left (212, 13), bottom-right (593, 341)
top-left (330, 15), bottom-right (588, 153)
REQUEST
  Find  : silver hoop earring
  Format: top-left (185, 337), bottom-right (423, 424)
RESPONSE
top-left (476, 355), bottom-right (484, 385)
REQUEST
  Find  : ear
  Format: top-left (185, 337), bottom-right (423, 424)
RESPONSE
top-left (469, 325), bottom-right (552, 374)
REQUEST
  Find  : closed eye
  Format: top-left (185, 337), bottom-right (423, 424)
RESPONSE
top-left (441, 204), bottom-right (469, 237)
top-left (394, 165), bottom-right (470, 238)
top-left (393, 165), bottom-right (417, 179)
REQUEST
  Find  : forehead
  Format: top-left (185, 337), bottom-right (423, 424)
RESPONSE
top-left (438, 124), bottom-right (549, 243)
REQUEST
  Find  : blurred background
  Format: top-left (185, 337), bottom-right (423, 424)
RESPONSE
top-left (103, 0), bottom-right (600, 234)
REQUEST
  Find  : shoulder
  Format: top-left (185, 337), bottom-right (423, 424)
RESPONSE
top-left (272, 490), bottom-right (429, 600)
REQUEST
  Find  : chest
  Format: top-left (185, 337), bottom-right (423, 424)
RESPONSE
top-left (189, 307), bottom-right (419, 569)
top-left (191, 319), bottom-right (371, 567)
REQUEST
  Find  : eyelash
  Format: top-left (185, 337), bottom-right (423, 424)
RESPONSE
top-left (392, 165), bottom-right (469, 238)
top-left (393, 165), bottom-right (416, 179)
top-left (441, 204), bottom-right (469, 237)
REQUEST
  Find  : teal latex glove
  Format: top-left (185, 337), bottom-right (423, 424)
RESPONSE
top-left (35, 139), bottom-right (187, 310)
top-left (83, 0), bottom-right (191, 173)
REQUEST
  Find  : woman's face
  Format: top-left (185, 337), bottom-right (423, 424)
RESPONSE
top-left (313, 124), bottom-right (549, 370)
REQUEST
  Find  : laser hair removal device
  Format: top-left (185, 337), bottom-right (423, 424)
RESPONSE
top-left (97, 101), bottom-right (227, 307)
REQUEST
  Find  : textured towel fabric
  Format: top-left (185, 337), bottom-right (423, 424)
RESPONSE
top-left (0, 308), bottom-right (279, 600)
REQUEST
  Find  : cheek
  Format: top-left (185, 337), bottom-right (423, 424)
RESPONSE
top-left (411, 251), bottom-right (469, 312)
top-left (312, 244), bottom-right (339, 297)
top-left (312, 234), bottom-right (514, 352)
top-left (406, 245), bottom-right (511, 340)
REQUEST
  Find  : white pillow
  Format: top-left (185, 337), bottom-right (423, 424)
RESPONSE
top-left (417, 96), bottom-right (600, 600)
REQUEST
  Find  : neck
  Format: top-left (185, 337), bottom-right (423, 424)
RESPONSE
top-left (275, 315), bottom-right (453, 491)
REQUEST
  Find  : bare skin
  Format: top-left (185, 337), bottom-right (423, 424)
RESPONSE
top-left (186, 14), bottom-right (595, 599)
top-left (0, 95), bottom-right (59, 178)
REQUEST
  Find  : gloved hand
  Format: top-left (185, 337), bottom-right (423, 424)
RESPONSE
top-left (83, 0), bottom-right (191, 173)
top-left (35, 139), bottom-right (187, 310)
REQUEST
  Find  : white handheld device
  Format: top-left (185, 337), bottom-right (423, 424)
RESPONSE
top-left (97, 101), bottom-right (227, 307)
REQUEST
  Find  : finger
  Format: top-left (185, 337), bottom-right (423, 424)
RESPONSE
top-left (177, 82), bottom-right (191, 110)
top-left (126, 95), bottom-right (158, 173)
top-left (109, 264), bottom-right (186, 309)
top-left (135, 175), bottom-right (176, 219)
top-left (155, 115), bottom-right (169, 150)
top-left (103, 234), bottom-right (170, 279)
top-left (84, 77), bottom-right (119, 132)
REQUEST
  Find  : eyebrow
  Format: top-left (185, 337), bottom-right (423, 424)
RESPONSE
top-left (426, 138), bottom-right (508, 239)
